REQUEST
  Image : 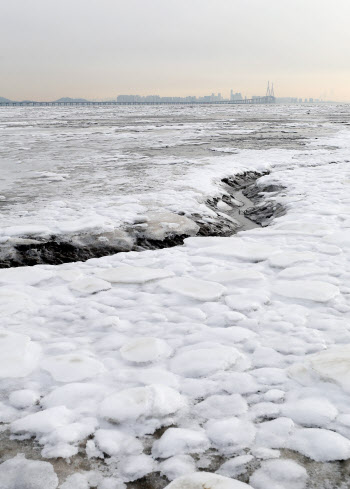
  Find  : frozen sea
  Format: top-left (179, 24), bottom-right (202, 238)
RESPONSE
top-left (2, 104), bottom-right (350, 489)
top-left (1, 104), bottom-right (347, 266)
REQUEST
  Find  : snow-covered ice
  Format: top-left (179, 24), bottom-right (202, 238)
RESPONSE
top-left (2, 105), bottom-right (350, 486)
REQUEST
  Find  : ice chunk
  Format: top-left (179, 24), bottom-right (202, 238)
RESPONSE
top-left (0, 289), bottom-right (34, 315)
top-left (0, 331), bottom-right (40, 378)
top-left (0, 267), bottom-right (54, 285)
top-left (41, 383), bottom-right (107, 411)
top-left (0, 454), bottom-right (58, 489)
top-left (282, 397), bottom-right (337, 427)
top-left (206, 418), bottom-right (256, 453)
top-left (11, 406), bottom-right (73, 435)
top-left (160, 455), bottom-right (196, 481)
top-left (143, 211), bottom-right (199, 240)
top-left (207, 269), bottom-right (264, 283)
top-left (94, 429), bottom-right (142, 457)
top-left (196, 240), bottom-right (276, 262)
top-left (152, 428), bottom-right (210, 458)
top-left (97, 265), bottom-right (174, 284)
top-left (41, 354), bottom-right (105, 382)
top-left (119, 454), bottom-right (155, 482)
top-left (159, 277), bottom-right (226, 301)
top-left (288, 428), bottom-right (350, 461)
top-left (194, 394), bottom-right (248, 418)
top-left (99, 384), bottom-right (186, 423)
top-left (170, 346), bottom-right (242, 378)
top-left (309, 345), bottom-right (350, 392)
top-left (250, 459), bottom-right (308, 489)
top-left (255, 417), bottom-right (294, 449)
top-left (9, 389), bottom-right (39, 409)
top-left (268, 252), bottom-right (315, 268)
top-left (272, 280), bottom-right (339, 302)
top-left (165, 472), bottom-right (252, 489)
top-left (120, 337), bottom-right (171, 363)
top-left (70, 276), bottom-right (112, 294)
top-left (217, 455), bottom-right (254, 477)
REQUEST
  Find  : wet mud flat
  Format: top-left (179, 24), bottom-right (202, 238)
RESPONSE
top-left (0, 171), bottom-right (285, 268)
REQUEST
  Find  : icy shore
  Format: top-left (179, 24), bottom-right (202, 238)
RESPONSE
top-left (2, 126), bottom-right (350, 488)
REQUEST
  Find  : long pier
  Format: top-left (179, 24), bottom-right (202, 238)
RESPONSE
top-left (0, 96), bottom-right (275, 107)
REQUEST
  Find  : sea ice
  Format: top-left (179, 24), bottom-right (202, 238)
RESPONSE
top-left (120, 337), bottom-right (172, 363)
top-left (272, 280), bottom-right (339, 302)
top-left (96, 265), bottom-right (174, 283)
top-left (170, 346), bottom-right (242, 377)
top-left (99, 384), bottom-right (186, 424)
top-left (309, 345), bottom-right (350, 392)
top-left (206, 268), bottom-right (264, 283)
top-left (159, 277), bottom-right (226, 301)
top-left (194, 394), bottom-right (248, 418)
top-left (164, 472), bottom-right (252, 489)
top-left (41, 353), bottom-right (105, 382)
top-left (69, 276), bottom-right (112, 294)
top-left (0, 266), bottom-right (54, 285)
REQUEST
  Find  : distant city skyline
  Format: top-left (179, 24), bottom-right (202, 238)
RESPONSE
top-left (1, 0), bottom-right (350, 102)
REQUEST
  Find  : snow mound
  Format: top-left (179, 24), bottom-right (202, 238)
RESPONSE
top-left (272, 280), bottom-right (339, 302)
top-left (69, 276), bottom-right (112, 294)
top-left (120, 337), bottom-right (172, 363)
top-left (159, 277), bottom-right (226, 301)
top-left (0, 454), bottom-right (58, 489)
top-left (165, 472), bottom-right (252, 489)
top-left (170, 346), bottom-right (242, 378)
top-left (41, 353), bottom-right (105, 382)
top-left (97, 265), bottom-right (174, 283)
top-left (152, 427), bottom-right (210, 458)
top-left (99, 384), bottom-right (186, 423)
top-left (0, 331), bottom-right (40, 378)
top-left (288, 428), bottom-right (350, 461)
top-left (250, 459), bottom-right (308, 489)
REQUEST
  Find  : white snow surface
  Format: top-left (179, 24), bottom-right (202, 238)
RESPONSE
top-left (3, 106), bottom-right (350, 484)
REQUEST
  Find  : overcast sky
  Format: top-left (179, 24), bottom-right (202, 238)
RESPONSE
top-left (1, 0), bottom-right (350, 101)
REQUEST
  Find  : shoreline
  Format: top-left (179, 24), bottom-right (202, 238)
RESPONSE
top-left (0, 171), bottom-right (285, 268)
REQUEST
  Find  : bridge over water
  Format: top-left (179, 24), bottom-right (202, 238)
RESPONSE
top-left (0, 96), bottom-right (276, 107)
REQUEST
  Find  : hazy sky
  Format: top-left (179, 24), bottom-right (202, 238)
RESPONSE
top-left (1, 0), bottom-right (350, 101)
